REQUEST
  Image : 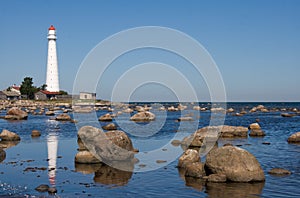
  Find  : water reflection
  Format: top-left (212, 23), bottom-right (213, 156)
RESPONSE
top-left (0, 140), bottom-right (20, 149)
top-left (0, 149), bottom-right (5, 162)
top-left (178, 167), bottom-right (265, 197)
top-left (47, 133), bottom-right (58, 186)
top-left (75, 162), bottom-right (133, 186)
top-left (205, 182), bottom-right (265, 198)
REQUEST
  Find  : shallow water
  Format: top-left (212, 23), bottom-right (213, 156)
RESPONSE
top-left (0, 102), bottom-right (300, 197)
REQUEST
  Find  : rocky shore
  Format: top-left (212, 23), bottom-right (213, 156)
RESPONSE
top-left (0, 100), bottom-right (299, 196)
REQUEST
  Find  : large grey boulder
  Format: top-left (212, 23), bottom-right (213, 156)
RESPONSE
top-left (205, 146), bottom-right (265, 182)
top-left (5, 107), bottom-right (28, 120)
top-left (77, 126), bottom-right (135, 166)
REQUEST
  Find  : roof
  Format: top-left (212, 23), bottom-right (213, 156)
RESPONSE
top-left (49, 25), bottom-right (56, 30)
top-left (11, 86), bottom-right (20, 91)
top-left (39, 90), bottom-right (61, 95)
top-left (2, 90), bottom-right (21, 97)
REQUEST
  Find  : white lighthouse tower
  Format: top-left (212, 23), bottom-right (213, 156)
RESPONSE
top-left (46, 25), bottom-right (60, 92)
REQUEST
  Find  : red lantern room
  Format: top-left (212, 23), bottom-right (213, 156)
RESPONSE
top-left (48, 25), bottom-right (56, 30)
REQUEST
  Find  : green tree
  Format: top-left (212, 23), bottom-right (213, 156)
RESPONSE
top-left (39, 84), bottom-right (47, 91)
top-left (20, 77), bottom-right (38, 99)
top-left (59, 90), bottom-right (68, 95)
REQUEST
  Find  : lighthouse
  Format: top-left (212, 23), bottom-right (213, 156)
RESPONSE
top-left (46, 25), bottom-right (60, 92)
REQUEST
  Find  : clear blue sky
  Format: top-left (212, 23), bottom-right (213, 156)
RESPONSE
top-left (0, 0), bottom-right (299, 101)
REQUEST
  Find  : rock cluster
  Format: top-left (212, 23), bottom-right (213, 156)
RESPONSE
top-left (4, 107), bottom-right (28, 120)
top-left (178, 145), bottom-right (265, 183)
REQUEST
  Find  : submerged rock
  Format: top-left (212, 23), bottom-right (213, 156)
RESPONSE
top-left (130, 111), bottom-right (155, 122)
top-left (35, 184), bottom-right (49, 192)
top-left (287, 132), bottom-right (300, 143)
top-left (55, 113), bottom-right (72, 121)
top-left (102, 123), bottom-right (117, 131)
top-left (281, 113), bottom-right (296, 118)
top-left (177, 117), bottom-right (193, 122)
top-left (45, 111), bottom-right (55, 116)
top-left (0, 129), bottom-right (21, 141)
top-left (268, 168), bottom-right (291, 175)
top-left (31, 130), bottom-right (41, 137)
top-left (5, 107), bottom-right (28, 120)
top-left (98, 113), bottom-right (113, 122)
top-left (205, 146), bottom-right (265, 182)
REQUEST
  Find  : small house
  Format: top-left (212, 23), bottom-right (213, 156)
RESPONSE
top-left (79, 92), bottom-right (96, 100)
top-left (35, 90), bottom-right (61, 100)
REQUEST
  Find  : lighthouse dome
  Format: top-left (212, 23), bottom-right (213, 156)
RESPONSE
top-left (49, 25), bottom-right (56, 30)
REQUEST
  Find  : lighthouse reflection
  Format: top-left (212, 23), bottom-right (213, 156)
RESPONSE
top-left (47, 133), bottom-right (58, 186)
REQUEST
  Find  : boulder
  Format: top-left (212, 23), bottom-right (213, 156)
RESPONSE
top-left (182, 125), bottom-right (248, 148)
top-left (205, 146), bottom-right (265, 182)
top-left (178, 149), bottom-right (200, 168)
top-left (207, 174), bottom-right (227, 183)
top-left (102, 123), bottom-right (117, 131)
top-left (55, 113), bottom-right (72, 121)
top-left (184, 162), bottom-right (206, 178)
top-left (249, 129), bottom-right (266, 137)
top-left (45, 111), bottom-right (55, 116)
top-left (0, 149), bottom-right (6, 162)
top-left (0, 129), bottom-right (21, 141)
top-left (220, 125), bottom-right (248, 138)
top-left (77, 126), bottom-right (135, 163)
top-left (130, 111), bottom-right (155, 122)
top-left (75, 151), bottom-right (101, 164)
top-left (98, 113), bottom-right (113, 122)
top-left (31, 130), bottom-right (41, 137)
top-left (123, 108), bottom-right (133, 113)
top-left (227, 108), bottom-right (235, 113)
top-left (268, 168), bottom-right (291, 175)
top-left (287, 132), bottom-right (300, 143)
top-left (248, 123), bottom-right (261, 130)
top-left (5, 107), bottom-right (28, 120)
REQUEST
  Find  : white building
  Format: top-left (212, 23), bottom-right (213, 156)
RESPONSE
top-left (46, 25), bottom-right (60, 92)
top-left (79, 92), bottom-right (96, 100)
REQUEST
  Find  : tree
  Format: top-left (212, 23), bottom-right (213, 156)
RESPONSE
top-left (39, 84), bottom-right (47, 91)
top-left (59, 90), bottom-right (68, 95)
top-left (20, 77), bottom-right (38, 99)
